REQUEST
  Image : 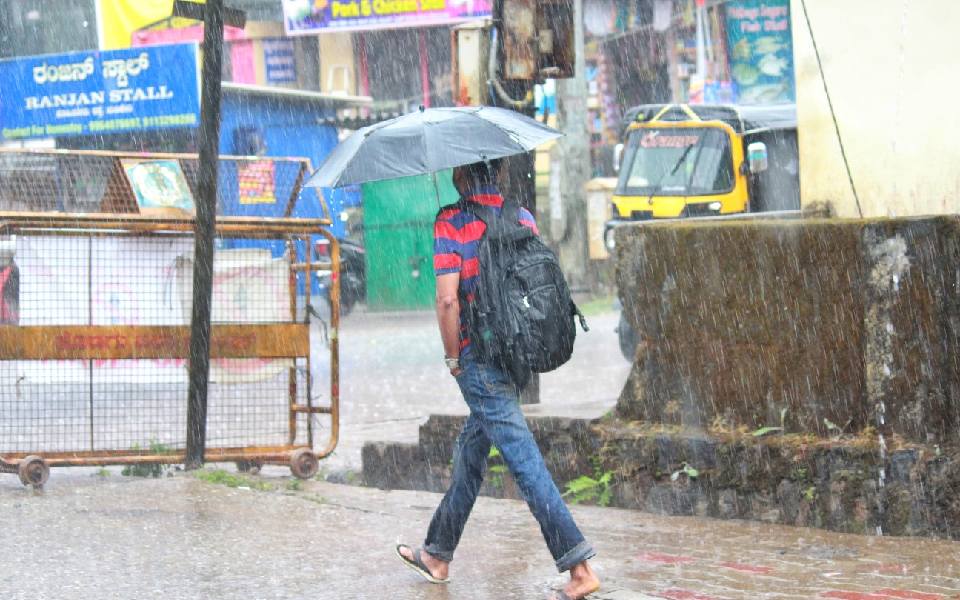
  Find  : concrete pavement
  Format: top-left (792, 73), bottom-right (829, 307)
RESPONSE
top-left (2, 469), bottom-right (958, 600)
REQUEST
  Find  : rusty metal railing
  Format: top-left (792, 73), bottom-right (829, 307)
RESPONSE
top-left (0, 149), bottom-right (339, 487)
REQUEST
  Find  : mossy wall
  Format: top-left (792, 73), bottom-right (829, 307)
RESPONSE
top-left (615, 217), bottom-right (960, 443)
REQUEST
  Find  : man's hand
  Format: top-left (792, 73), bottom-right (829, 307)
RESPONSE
top-left (436, 272), bottom-right (462, 363)
top-left (444, 353), bottom-right (463, 378)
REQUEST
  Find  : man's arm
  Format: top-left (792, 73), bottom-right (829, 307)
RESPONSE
top-left (435, 272), bottom-right (462, 375)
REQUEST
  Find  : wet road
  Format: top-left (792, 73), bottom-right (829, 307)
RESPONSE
top-left (324, 306), bottom-right (630, 472)
top-left (2, 471), bottom-right (958, 600)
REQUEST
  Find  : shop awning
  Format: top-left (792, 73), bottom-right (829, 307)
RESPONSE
top-left (222, 82), bottom-right (372, 109)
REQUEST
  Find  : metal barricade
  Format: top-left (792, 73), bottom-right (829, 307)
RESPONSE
top-left (0, 149), bottom-right (339, 487)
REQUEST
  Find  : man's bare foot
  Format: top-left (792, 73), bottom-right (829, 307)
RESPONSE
top-left (560, 560), bottom-right (600, 599)
top-left (398, 545), bottom-right (449, 581)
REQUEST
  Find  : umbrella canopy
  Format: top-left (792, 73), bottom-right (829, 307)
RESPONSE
top-left (306, 106), bottom-right (562, 189)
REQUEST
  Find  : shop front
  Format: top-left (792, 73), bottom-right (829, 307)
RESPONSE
top-left (584, 0), bottom-right (797, 150)
top-left (0, 42), bottom-right (370, 239)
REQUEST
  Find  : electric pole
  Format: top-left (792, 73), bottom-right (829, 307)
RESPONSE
top-left (554, 0), bottom-right (590, 291)
top-left (176, 0), bottom-right (246, 470)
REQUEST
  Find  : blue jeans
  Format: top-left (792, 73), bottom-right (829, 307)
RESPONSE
top-left (423, 358), bottom-right (595, 572)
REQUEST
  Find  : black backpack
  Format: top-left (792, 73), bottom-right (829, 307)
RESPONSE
top-left (459, 200), bottom-right (588, 387)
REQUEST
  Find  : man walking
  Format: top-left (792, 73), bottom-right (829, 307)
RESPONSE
top-left (396, 160), bottom-right (600, 600)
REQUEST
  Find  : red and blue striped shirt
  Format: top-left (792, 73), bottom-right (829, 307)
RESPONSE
top-left (433, 186), bottom-right (539, 355)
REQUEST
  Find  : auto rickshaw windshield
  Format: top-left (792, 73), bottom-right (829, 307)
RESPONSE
top-left (616, 127), bottom-right (735, 197)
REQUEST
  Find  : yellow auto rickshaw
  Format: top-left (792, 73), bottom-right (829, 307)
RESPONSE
top-left (607, 103), bottom-right (799, 244)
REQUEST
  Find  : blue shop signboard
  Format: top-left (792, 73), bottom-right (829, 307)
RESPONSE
top-left (0, 43), bottom-right (200, 141)
top-left (263, 39), bottom-right (297, 85)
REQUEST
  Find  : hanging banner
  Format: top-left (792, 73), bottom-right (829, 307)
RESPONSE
top-left (238, 160), bottom-right (278, 205)
top-left (97, 0), bottom-right (177, 50)
top-left (724, 0), bottom-right (795, 105)
top-left (0, 43), bottom-right (200, 141)
top-left (282, 0), bottom-right (492, 36)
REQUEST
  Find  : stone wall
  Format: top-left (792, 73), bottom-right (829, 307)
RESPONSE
top-left (615, 217), bottom-right (960, 443)
top-left (361, 416), bottom-right (960, 539)
top-left (595, 422), bottom-right (960, 539)
top-left (361, 414), bottom-right (598, 499)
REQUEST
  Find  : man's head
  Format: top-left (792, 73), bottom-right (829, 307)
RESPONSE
top-left (452, 159), bottom-right (503, 195)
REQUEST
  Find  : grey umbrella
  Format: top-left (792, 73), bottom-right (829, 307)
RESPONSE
top-left (305, 106), bottom-right (562, 189)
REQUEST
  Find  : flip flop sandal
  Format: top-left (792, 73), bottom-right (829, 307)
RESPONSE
top-left (550, 590), bottom-right (596, 600)
top-left (395, 544), bottom-right (450, 584)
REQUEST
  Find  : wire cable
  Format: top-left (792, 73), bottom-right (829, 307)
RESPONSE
top-left (799, 0), bottom-right (863, 217)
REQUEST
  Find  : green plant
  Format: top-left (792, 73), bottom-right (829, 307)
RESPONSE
top-left (194, 468), bottom-right (274, 492)
top-left (121, 440), bottom-right (172, 478)
top-left (487, 446), bottom-right (508, 489)
top-left (823, 417), bottom-right (851, 438)
top-left (564, 456), bottom-right (614, 507)
top-left (803, 485), bottom-right (817, 502)
top-left (94, 468), bottom-right (111, 478)
top-left (286, 479), bottom-right (303, 491)
top-left (564, 471), bottom-right (613, 506)
top-left (670, 462), bottom-right (699, 482)
top-left (752, 408), bottom-right (789, 437)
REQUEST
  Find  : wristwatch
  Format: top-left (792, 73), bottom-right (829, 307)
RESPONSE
top-left (444, 356), bottom-right (460, 370)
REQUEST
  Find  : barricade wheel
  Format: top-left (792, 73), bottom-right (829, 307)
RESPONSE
top-left (18, 456), bottom-right (49, 488)
top-left (236, 461), bottom-right (263, 475)
top-left (289, 449), bottom-right (319, 480)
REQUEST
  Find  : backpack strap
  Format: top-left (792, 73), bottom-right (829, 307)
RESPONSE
top-left (573, 302), bottom-right (589, 332)
top-left (460, 198), bottom-right (533, 244)
top-left (457, 197), bottom-right (493, 225)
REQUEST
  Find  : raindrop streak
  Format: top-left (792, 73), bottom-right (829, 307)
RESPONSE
top-left (876, 395), bottom-right (887, 537)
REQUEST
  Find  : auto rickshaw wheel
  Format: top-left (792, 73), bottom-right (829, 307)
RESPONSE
top-left (617, 311), bottom-right (639, 362)
top-left (18, 456), bottom-right (49, 488)
top-left (289, 449), bottom-right (319, 480)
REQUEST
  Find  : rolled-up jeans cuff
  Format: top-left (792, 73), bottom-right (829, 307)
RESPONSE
top-left (555, 540), bottom-right (596, 572)
top-left (422, 543), bottom-right (454, 563)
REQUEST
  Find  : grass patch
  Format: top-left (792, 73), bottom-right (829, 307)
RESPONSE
top-left (576, 295), bottom-right (617, 317)
top-left (313, 468), bottom-right (361, 485)
top-left (194, 468), bottom-right (275, 492)
top-left (121, 440), bottom-right (173, 478)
